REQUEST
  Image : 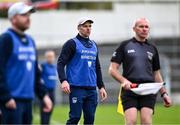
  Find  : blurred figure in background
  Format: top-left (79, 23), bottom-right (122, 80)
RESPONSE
top-left (40, 50), bottom-right (57, 125)
top-left (109, 17), bottom-right (172, 125)
top-left (57, 17), bottom-right (107, 125)
top-left (0, 2), bottom-right (52, 124)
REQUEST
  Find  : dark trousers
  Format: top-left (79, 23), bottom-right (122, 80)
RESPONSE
top-left (40, 89), bottom-right (55, 125)
top-left (66, 87), bottom-right (98, 125)
top-left (0, 100), bottom-right (32, 124)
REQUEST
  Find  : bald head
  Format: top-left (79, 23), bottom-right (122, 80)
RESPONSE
top-left (133, 18), bottom-right (150, 28)
top-left (133, 18), bottom-right (150, 42)
top-left (45, 50), bottom-right (55, 64)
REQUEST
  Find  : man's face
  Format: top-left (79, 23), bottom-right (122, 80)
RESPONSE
top-left (133, 19), bottom-right (150, 40)
top-left (12, 12), bottom-right (31, 31)
top-left (46, 51), bottom-right (55, 64)
top-left (78, 22), bottom-right (92, 38)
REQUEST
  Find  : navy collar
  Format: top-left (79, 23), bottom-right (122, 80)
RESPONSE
top-left (76, 34), bottom-right (93, 48)
top-left (76, 34), bottom-right (90, 42)
top-left (8, 28), bottom-right (26, 38)
top-left (8, 28), bottom-right (29, 44)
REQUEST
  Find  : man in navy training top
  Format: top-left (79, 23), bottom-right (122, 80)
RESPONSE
top-left (109, 18), bottom-right (172, 125)
top-left (0, 2), bottom-right (52, 124)
top-left (40, 50), bottom-right (57, 125)
top-left (57, 17), bottom-right (107, 125)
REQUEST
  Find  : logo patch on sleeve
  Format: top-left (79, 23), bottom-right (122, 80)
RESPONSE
top-left (112, 52), bottom-right (117, 57)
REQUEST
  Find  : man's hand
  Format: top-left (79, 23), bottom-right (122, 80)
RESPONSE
top-left (61, 81), bottom-right (71, 94)
top-left (99, 87), bottom-right (107, 102)
top-left (5, 98), bottom-right (16, 109)
top-left (121, 79), bottom-right (132, 90)
top-left (43, 95), bottom-right (52, 112)
top-left (162, 94), bottom-right (172, 107)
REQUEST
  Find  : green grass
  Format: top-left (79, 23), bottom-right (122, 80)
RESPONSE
top-left (33, 104), bottom-right (180, 124)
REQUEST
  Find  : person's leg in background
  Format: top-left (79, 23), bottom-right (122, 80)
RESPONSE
top-left (40, 102), bottom-right (52, 124)
top-left (40, 90), bottom-right (55, 125)
top-left (83, 89), bottom-right (98, 125)
top-left (66, 87), bottom-right (85, 125)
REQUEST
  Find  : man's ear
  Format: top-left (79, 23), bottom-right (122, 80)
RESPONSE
top-left (77, 25), bottom-right (81, 31)
top-left (11, 18), bottom-right (15, 25)
top-left (133, 27), bottom-right (136, 32)
top-left (78, 25), bottom-right (80, 28)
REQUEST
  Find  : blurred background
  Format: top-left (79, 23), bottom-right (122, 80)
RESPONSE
top-left (1, 0), bottom-right (180, 124)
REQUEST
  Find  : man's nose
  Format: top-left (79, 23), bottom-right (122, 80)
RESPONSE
top-left (143, 27), bottom-right (148, 31)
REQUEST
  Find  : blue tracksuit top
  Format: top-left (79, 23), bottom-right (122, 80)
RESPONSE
top-left (41, 62), bottom-right (57, 89)
top-left (66, 38), bottom-right (97, 87)
top-left (5, 29), bottom-right (36, 99)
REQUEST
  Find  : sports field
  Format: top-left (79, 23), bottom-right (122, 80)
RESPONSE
top-left (33, 104), bottom-right (180, 124)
